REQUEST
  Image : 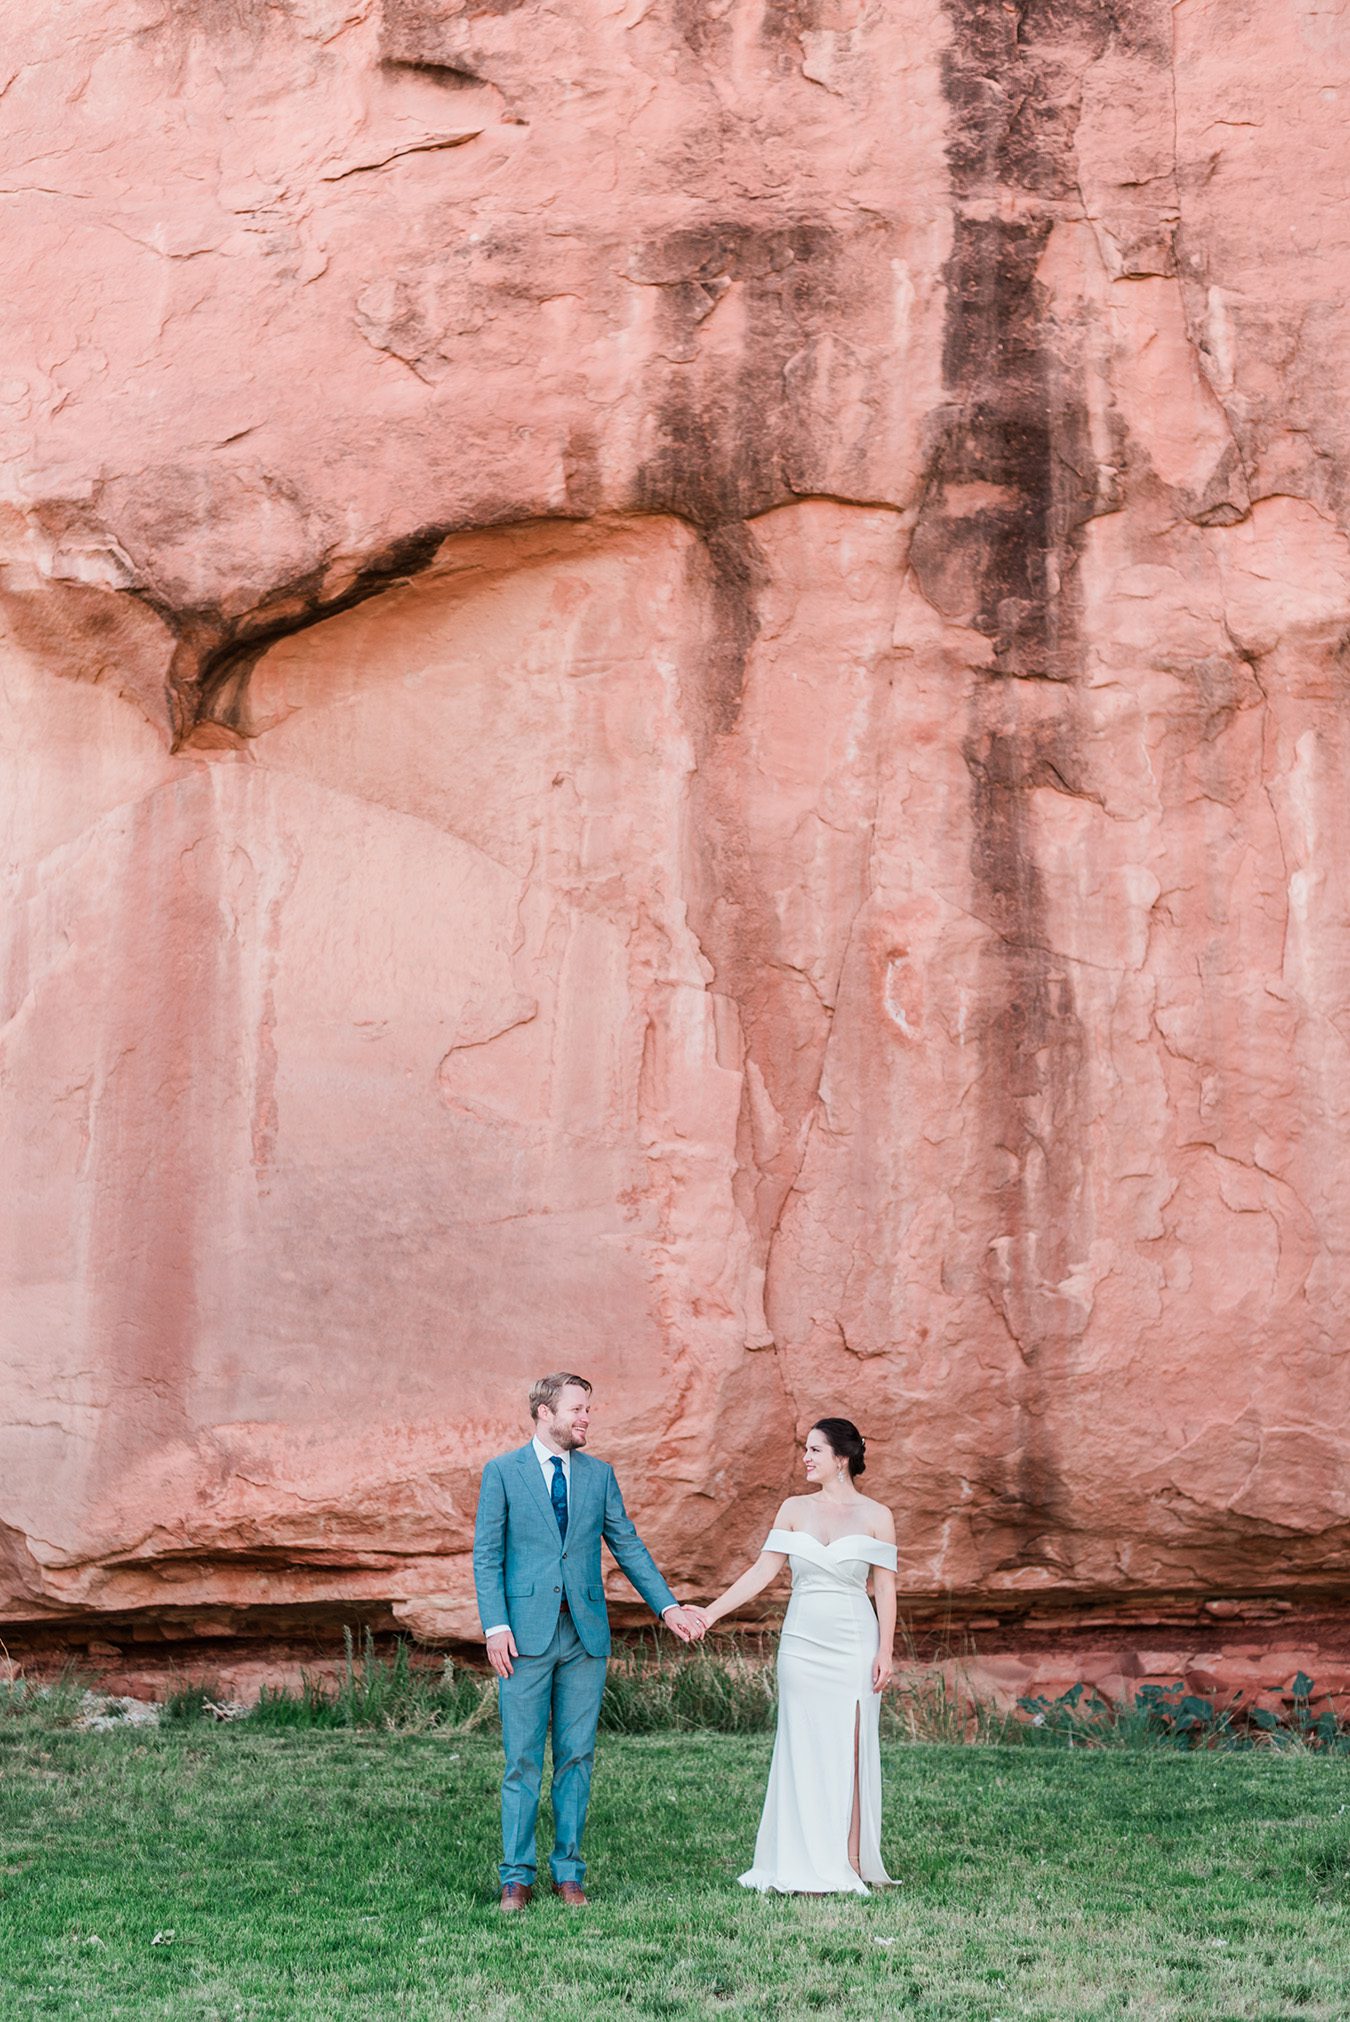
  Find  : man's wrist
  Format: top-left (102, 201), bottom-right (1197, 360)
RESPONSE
top-left (484, 1624), bottom-right (510, 1639)
top-left (660, 1605), bottom-right (679, 1619)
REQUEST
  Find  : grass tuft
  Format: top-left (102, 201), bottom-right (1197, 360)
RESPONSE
top-left (0, 1656), bottom-right (90, 1729)
top-left (246, 1629), bottom-right (496, 1734)
top-left (601, 1634), bottom-right (778, 1734)
top-left (161, 1679), bottom-right (226, 1726)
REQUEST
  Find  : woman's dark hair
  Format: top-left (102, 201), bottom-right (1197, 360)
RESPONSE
top-left (812, 1417), bottom-right (866, 1479)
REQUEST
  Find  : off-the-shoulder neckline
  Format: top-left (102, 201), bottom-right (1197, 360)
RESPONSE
top-left (770, 1528), bottom-right (891, 1551)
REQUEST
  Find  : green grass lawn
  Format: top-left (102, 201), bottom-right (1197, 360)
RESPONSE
top-left (0, 1727), bottom-right (1347, 2020)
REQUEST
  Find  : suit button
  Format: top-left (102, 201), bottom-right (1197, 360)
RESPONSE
top-left (554, 1585), bottom-right (561, 1593)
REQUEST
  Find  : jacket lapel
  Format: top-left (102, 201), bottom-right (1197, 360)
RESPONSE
top-left (515, 1444), bottom-right (557, 1530)
top-left (567, 1452), bottom-right (597, 1532)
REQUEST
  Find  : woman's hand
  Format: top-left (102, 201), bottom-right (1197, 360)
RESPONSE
top-left (871, 1648), bottom-right (894, 1694)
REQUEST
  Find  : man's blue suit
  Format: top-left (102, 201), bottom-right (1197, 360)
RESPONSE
top-left (473, 1443), bottom-right (677, 1888)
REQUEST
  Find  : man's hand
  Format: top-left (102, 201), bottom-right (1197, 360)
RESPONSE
top-left (663, 1605), bottom-right (707, 1645)
top-left (486, 1629), bottom-right (518, 1679)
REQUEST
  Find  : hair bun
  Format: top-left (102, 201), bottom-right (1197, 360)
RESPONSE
top-left (810, 1416), bottom-right (867, 1479)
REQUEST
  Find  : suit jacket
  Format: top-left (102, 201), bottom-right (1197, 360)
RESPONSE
top-left (472, 1443), bottom-right (677, 1658)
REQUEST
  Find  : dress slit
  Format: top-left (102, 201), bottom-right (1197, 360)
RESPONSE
top-left (848, 1699), bottom-right (862, 1877)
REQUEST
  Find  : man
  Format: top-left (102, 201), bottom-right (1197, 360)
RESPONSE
top-left (473, 1372), bottom-right (705, 1910)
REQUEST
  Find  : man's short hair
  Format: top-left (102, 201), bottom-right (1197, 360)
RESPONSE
top-left (529, 1371), bottom-right (593, 1420)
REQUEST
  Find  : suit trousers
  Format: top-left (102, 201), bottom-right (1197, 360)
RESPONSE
top-left (498, 1610), bottom-right (608, 1887)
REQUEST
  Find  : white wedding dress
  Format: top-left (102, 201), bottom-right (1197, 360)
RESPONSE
top-left (739, 1529), bottom-right (897, 1896)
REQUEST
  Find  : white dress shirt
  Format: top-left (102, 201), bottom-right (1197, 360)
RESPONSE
top-left (482, 1435), bottom-right (679, 1637)
top-left (531, 1431), bottom-right (570, 1495)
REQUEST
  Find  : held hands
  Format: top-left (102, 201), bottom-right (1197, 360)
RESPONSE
top-left (663, 1605), bottom-right (709, 1645)
top-left (871, 1648), bottom-right (894, 1694)
top-left (486, 1629), bottom-right (518, 1680)
top-left (490, 1610), bottom-right (708, 1671)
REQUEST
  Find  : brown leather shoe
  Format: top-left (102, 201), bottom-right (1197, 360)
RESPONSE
top-left (499, 1883), bottom-right (533, 1913)
top-left (553, 1880), bottom-right (588, 1908)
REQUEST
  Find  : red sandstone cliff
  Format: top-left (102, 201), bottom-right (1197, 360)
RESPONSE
top-left (3, 0), bottom-right (1350, 1663)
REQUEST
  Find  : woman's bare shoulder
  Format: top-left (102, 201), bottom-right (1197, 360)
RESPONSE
top-left (772, 1494), bottom-right (808, 1529)
top-left (858, 1495), bottom-right (896, 1539)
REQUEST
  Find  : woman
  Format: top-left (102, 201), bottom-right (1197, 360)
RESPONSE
top-left (697, 1418), bottom-right (897, 1895)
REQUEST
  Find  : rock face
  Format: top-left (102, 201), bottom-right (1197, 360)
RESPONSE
top-left (4, 0), bottom-right (1350, 1656)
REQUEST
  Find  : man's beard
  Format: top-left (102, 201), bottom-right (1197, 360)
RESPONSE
top-left (560, 1426), bottom-right (588, 1450)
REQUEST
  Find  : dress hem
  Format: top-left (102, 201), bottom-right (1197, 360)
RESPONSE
top-left (738, 1869), bottom-right (871, 1897)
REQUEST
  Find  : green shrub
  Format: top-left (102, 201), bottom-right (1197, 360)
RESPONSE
top-left (1014, 1675), bottom-right (1350, 1752)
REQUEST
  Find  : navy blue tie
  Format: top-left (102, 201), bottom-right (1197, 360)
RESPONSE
top-left (550, 1456), bottom-right (568, 1545)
